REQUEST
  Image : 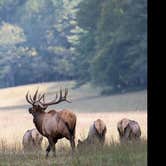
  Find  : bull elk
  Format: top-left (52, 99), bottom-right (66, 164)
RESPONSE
top-left (117, 118), bottom-right (141, 142)
top-left (25, 88), bottom-right (76, 157)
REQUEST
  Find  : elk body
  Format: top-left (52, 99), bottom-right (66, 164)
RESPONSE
top-left (22, 128), bottom-right (43, 151)
top-left (77, 119), bottom-right (107, 149)
top-left (26, 89), bottom-right (76, 157)
top-left (117, 118), bottom-right (141, 142)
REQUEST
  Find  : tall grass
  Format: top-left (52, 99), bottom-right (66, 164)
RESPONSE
top-left (0, 111), bottom-right (147, 146)
top-left (0, 138), bottom-right (147, 166)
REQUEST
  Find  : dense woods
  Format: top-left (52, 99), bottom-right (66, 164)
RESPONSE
top-left (0, 0), bottom-right (147, 93)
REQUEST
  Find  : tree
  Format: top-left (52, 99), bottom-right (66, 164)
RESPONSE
top-left (73, 0), bottom-right (147, 92)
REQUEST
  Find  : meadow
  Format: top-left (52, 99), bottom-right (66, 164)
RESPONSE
top-left (0, 81), bottom-right (147, 165)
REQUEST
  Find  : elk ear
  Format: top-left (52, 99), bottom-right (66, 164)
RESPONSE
top-left (38, 103), bottom-right (47, 110)
top-left (41, 105), bottom-right (47, 111)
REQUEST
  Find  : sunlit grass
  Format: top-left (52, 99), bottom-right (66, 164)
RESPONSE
top-left (0, 111), bottom-right (147, 146)
top-left (0, 81), bottom-right (75, 107)
top-left (0, 81), bottom-right (147, 111)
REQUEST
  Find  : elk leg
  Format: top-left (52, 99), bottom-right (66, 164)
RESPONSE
top-left (100, 136), bottom-right (105, 146)
top-left (123, 126), bottom-right (131, 141)
top-left (51, 144), bottom-right (56, 157)
top-left (46, 138), bottom-right (55, 158)
top-left (52, 140), bottom-right (57, 157)
top-left (71, 127), bottom-right (76, 152)
top-left (46, 145), bottom-right (51, 158)
top-left (70, 136), bottom-right (75, 154)
top-left (48, 138), bottom-right (56, 157)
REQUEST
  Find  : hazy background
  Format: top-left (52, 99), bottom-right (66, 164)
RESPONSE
top-left (0, 0), bottom-right (147, 95)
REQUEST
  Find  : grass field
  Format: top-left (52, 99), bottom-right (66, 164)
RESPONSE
top-left (0, 81), bottom-right (147, 165)
top-left (0, 140), bottom-right (147, 166)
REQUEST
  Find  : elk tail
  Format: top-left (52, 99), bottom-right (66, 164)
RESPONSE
top-left (59, 117), bottom-right (76, 138)
top-left (64, 121), bottom-right (76, 137)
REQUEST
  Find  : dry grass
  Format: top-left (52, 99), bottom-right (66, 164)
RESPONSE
top-left (0, 81), bottom-right (147, 145)
top-left (76, 112), bottom-right (147, 144)
top-left (0, 81), bottom-right (75, 107)
top-left (0, 81), bottom-right (147, 112)
top-left (0, 110), bottom-right (147, 148)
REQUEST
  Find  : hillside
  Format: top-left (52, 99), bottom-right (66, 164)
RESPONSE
top-left (0, 81), bottom-right (147, 112)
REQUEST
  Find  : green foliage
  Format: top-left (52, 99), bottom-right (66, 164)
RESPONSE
top-left (0, 0), bottom-right (147, 93)
top-left (0, 0), bottom-right (79, 88)
top-left (0, 22), bottom-right (26, 45)
top-left (72, 31), bottom-right (96, 85)
top-left (73, 0), bottom-right (147, 93)
top-left (76, 0), bottom-right (102, 31)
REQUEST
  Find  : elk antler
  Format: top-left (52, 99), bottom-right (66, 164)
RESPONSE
top-left (33, 89), bottom-right (39, 101)
top-left (26, 88), bottom-right (44, 105)
top-left (42, 88), bottom-right (71, 106)
top-left (26, 91), bottom-right (33, 104)
top-left (26, 88), bottom-right (71, 106)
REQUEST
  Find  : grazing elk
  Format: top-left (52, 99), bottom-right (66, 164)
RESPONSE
top-left (26, 88), bottom-right (77, 157)
top-left (77, 119), bottom-right (107, 149)
top-left (22, 128), bottom-right (43, 151)
top-left (117, 118), bottom-right (141, 142)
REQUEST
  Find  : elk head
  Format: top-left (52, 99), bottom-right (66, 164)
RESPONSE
top-left (26, 88), bottom-right (71, 115)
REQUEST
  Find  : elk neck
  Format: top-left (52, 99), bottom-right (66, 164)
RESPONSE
top-left (32, 110), bottom-right (45, 135)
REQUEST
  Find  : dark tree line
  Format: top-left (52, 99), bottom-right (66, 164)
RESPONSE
top-left (0, 0), bottom-right (147, 94)
top-left (72, 0), bottom-right (147, 93)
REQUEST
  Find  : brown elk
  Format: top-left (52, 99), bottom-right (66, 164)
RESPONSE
top-left (77, 119), bottom-right (107, 150)
top-left (22, 128), bottom-right (43, 151)
top-left (117, 118), bottom-right (141, 142)
top-left (25, 88), bottom-right (76, 157)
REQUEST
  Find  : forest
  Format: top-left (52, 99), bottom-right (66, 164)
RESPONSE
top-left (0, 0), bottom-right (147, 94)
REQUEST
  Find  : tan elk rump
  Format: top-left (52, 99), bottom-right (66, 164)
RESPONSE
top-left (26, 88), bottom-right (76, 157)
top-left (77, 119), bottom-right (107, 149)
top-left (117, 118), bottom-right (141, 142)
top-left (22, 128), bottom-right (43, 151)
